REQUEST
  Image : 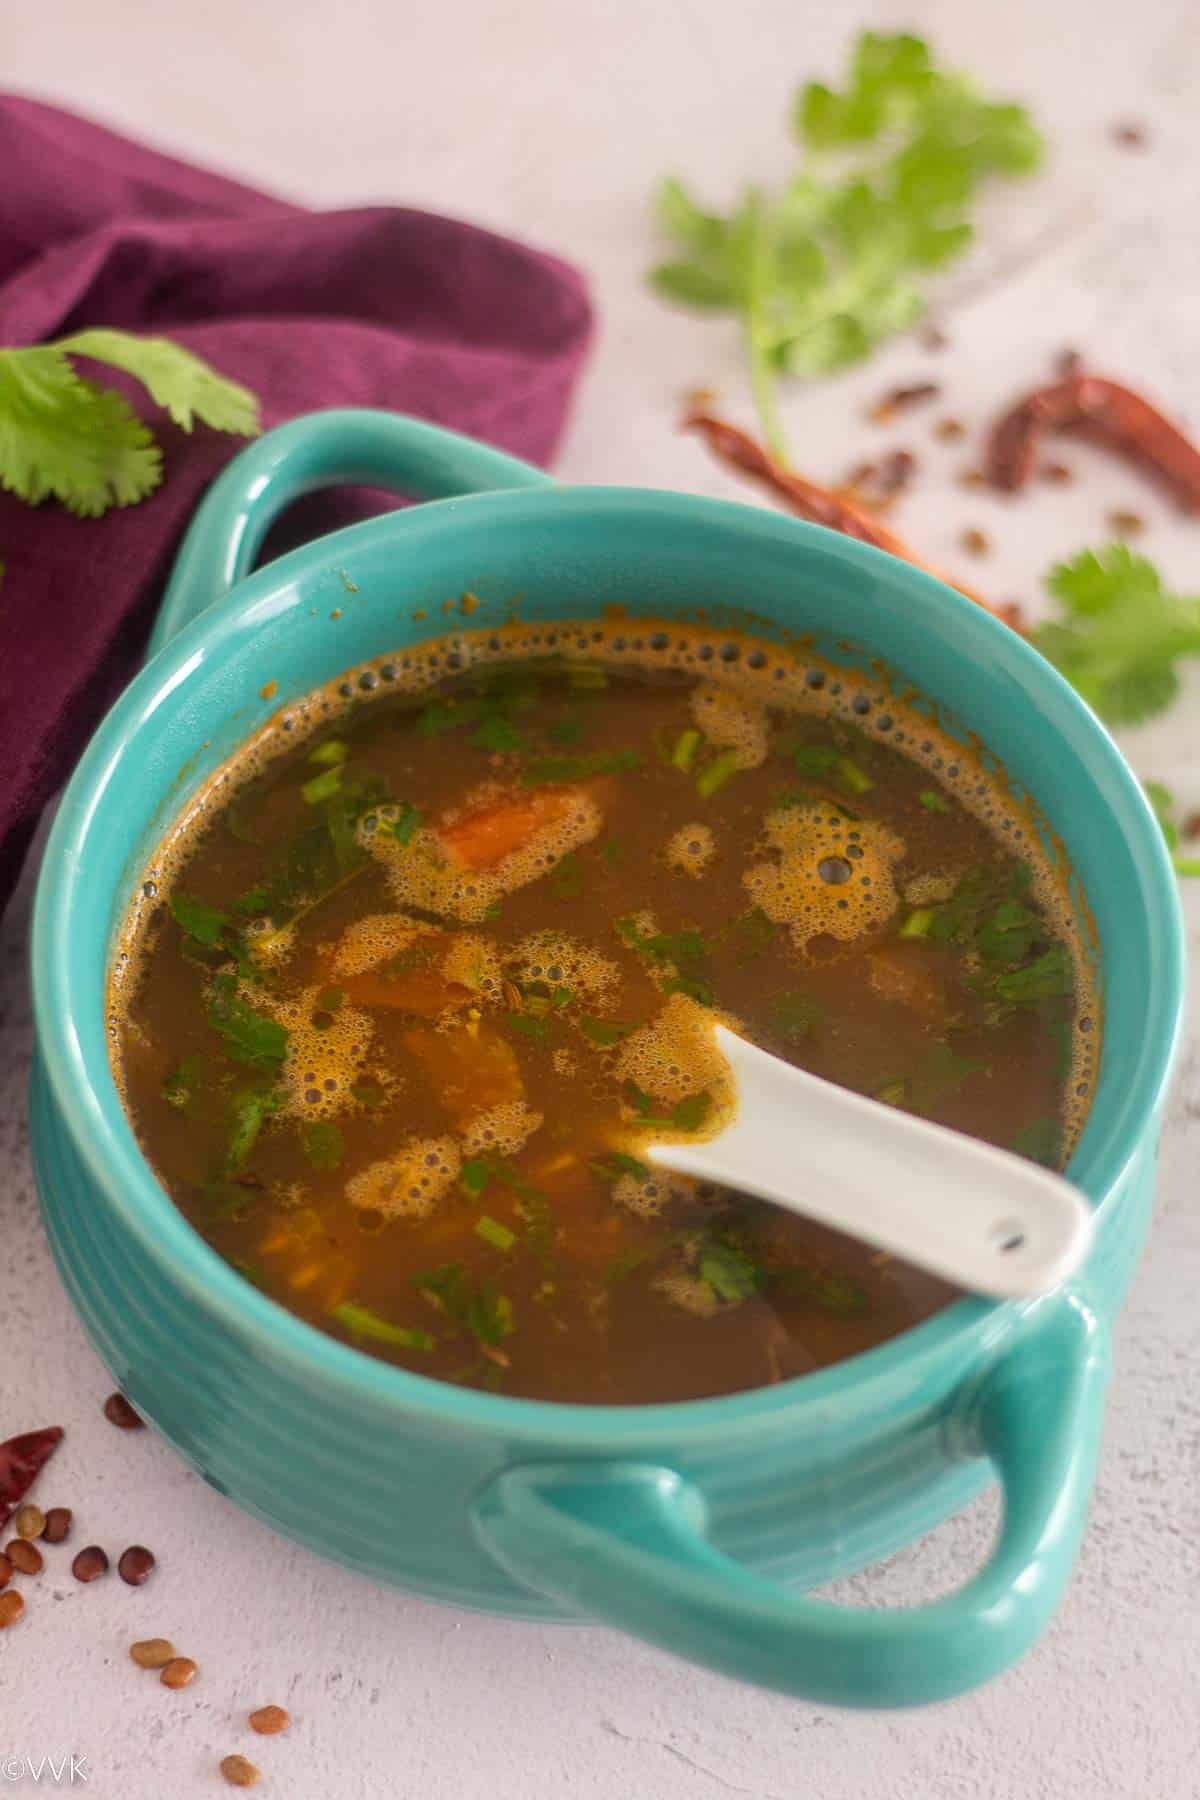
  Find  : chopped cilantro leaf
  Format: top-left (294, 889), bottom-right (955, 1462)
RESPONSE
top-left (470, 712), bottom-right (524, 753)
top-left (919, 788), bottom-right (952, 813)
top-left (170, 892), bottom-right (229, 947)
top-left (162, 1054), bottom-right (203, 1113)
top-left (580, 1015), bottom-right (632, 1047)
top-left (460, 1159), bottom-right (492, 1198)
top-left (699, 1238), bottom-right (761, 1303)
top-left (206, 973), bottom-right (289, 1071)
top-left (301, 1120), bottom-right (344, 1171)
top-left (993, 944), bottom-right (1073, 1004)
top-left (976, 897), bottom-right (1043, 964)
top-left (390, 802), bottom-right (424, 847)
top-left (224, 1086), bottom-right (279, 1173)
top-left (507, 1010), bottom-right (551, 1042)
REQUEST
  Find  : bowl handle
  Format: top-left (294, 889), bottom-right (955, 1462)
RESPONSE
top-left (149, 409), bottom-right (554, 656)
top-left (472, 1292), bottom-right (1109, 1707)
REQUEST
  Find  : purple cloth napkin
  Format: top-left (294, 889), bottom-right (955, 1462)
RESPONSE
top-left (0, 94), bottom-right (592, 910)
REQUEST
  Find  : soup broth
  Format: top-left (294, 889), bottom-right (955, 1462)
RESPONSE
top-left (110, 619), bottom-right (1097, 1405)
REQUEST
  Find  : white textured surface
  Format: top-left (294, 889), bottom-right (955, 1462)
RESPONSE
top-left (2, 2), bottom-right (1199, 1793)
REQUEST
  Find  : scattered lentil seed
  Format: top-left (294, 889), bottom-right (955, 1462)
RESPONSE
top-left (919, 322), bottom-right (948, 351)
top-left (1112, 121), bottom-right (1146, 148)
top-left (934, 417), bottom-right (966, 443)
top-left (6, 1539), bottom-right (43, 1575)
top-left (958, 468), bottom-right (988, 490)
top-left (1040, 461), bottom-right (1074, 484)
top-left (130, 1637), bottom-right (177, 1669)
top-left (960, 527), bottom-right (991, 557)
top-left (42, 1508), bottom-right (72, 1544)
top-left (0, 1590), bottom-right (24, 1627)
top-left (72, 1545), bottom-right (109, 1583)
top-left (160, 1657), bottom-right (198, 1689)
top-left (103, 1392), bottom-right (144, 1430)
top-left (118, 1545), bottom-right (156, 1587)
top-left (1107, 508), bottom-right (1146, 537)
top-left (249, 1705), bottom-right (290, 1736)
top-left (1056, 347), bottom-right (1083, 380)
top-left (0, 1553), bottom-right (12, 1589)
top-left (220, 1755), bottom-right (261, 1787)
top-left (14, 1504), bottom-right (45, 1539)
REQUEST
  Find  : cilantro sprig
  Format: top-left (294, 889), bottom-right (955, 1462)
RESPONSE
top-left (649, 32), bottom-right (1043, 455)
top-left (1035, 547), bottom-right (1200, 727)
top-left (0, 329), bottom-right (259, 517)
top-left (1144, 782), bottom-right (1200, 878)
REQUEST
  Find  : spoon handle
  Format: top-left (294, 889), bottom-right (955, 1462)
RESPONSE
top-left (647, 1026), bottom-right (1092, 1300)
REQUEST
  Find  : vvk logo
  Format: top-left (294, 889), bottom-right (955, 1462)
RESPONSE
top-left (0, 1757), bottom-right (89, 1785)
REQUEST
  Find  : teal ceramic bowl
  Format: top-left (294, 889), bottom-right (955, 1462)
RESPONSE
top-left (30, 411), bottom-right (1184, 1709)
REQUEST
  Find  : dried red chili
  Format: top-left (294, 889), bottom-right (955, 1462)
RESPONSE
top-left (0, 1428), bottom-right (63, 1533)
top-left (987, 369), bottom-right (1200, 512)
top-left (683, 402), bottom-right (1024, 629)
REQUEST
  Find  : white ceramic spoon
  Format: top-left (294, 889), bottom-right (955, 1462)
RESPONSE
top-left (646, 1025), bottom-right (1092, 1300)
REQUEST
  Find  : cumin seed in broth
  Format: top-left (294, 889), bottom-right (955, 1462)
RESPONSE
top-left (110, 628), bottom-right (1096, 1405)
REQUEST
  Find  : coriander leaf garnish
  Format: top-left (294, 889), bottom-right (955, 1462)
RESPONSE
top-left (169, 892), bottom-right (230, 948)
top-left (1035, 546), bottom-right (1200, 727)
top-left (206, 973), bottom-right (289, 1071)
top-left (162, 1054), bottom-right (204, 1114)
top-left (579, 1015), bottom-right (632, 1047)
top-left (224, 1086), bottom-right (280, 1173)
top-left (698, 1237), bottom-right (762, 1304)
top-left (415, 1264), bottom-right (514, 1348)
top-left (301, 1120), bottom-right (344, 1171)
top-left (1143, 781), bottom-right (1200, 877)
top-left (993, 944), bottom-right (1073, 1005)
top-left (389, 802), bottom-right (424, 848)
top-left (0, 330), bottom-right (258, 516)
top-left (649, 32), bottom-right (1043, 456)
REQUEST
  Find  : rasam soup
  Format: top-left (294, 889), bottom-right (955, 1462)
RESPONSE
top-left (109, 619), bottom-right (1098, 1404)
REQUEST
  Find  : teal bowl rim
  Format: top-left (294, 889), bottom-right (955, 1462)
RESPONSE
top-left (31, 487), bottom-right (1187, 1447)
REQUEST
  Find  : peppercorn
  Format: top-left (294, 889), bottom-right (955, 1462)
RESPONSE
top-left (219, 1755), bottom-right (260, 1788)
top-left (42, 1507), bottom-right (72, 1544)
top-left (130, 1638), bottom-right (177, 1669)
top-left (6, 1539), bottom-right (43, 1575)
top-left (160, 1657), bottom-right (198, 1689)
top-left (103, 1393), bottom-right (144, 1430)
top-left (72, 1545), bottom-right (109, 1583)
top-left (118, 1545), bottom-right (155, 1587)
top-left (0, 1590), bottom-right (24, 1627)
top-left (249, 1705), bottom-right (290, 1735)
top-left (14, 1504), bottom-right (45, 1539)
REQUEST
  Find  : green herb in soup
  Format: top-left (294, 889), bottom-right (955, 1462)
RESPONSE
top-left (109, 625), bottom-right (1096, 1405)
